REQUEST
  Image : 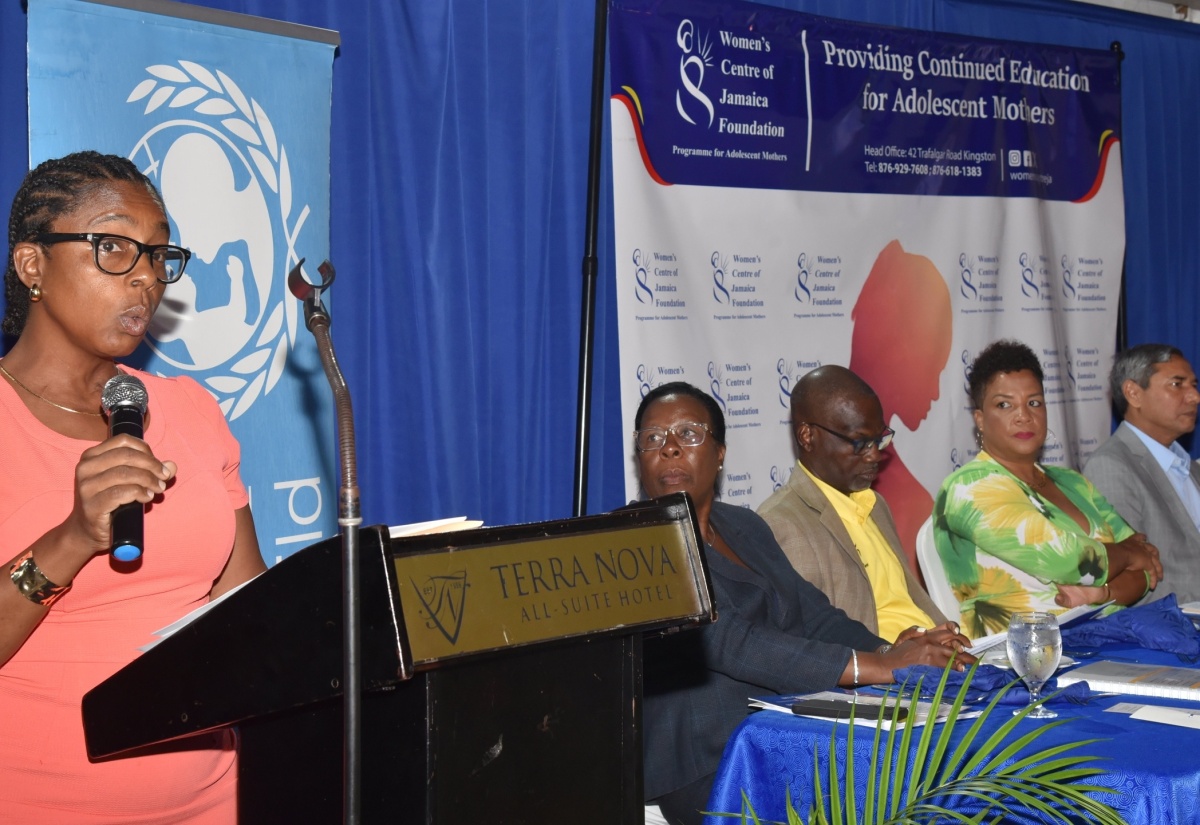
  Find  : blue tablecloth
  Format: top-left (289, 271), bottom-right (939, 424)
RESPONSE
top-left (706, 644), bottom-right (1200, 825)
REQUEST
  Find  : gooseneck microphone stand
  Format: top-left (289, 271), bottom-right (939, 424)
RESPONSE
top-left (288, 260), bottom-right (363, 825)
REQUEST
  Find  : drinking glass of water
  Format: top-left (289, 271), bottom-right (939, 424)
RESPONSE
top-left (1006, 611), bottom-right (1062, 718)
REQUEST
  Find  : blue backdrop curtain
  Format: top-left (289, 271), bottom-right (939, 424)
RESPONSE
top-left (1, 0), bottom-right (1198, 533)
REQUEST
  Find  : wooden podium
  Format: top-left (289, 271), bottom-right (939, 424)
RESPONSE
top-left (82, 494), bottom-right (714, 824)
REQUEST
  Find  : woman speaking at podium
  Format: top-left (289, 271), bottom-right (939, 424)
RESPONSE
top-left (0, 152), bottom-right (265, 823)
top-left (635, 382), bottom-right (971, 825)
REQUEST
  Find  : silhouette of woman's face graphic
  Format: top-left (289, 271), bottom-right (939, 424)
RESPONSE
top-left (851, 240), bottom-right (952, 428)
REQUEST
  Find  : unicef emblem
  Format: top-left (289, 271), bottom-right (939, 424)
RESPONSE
top-left (127, 61), bottom-right (306, 420)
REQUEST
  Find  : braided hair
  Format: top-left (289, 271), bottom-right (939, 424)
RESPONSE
top-left (4, 151), bottom-right (164, 336)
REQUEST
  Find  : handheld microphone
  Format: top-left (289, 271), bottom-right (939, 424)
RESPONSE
top-left (101, 374), bottom-right (149, 562)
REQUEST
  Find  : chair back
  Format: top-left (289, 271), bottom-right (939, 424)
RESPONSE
top-left (916, 516), bottom-right (961, 624)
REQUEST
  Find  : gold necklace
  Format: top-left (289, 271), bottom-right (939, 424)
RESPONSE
top-left (1030, 468), bottom-right (1049, 491)
top-left (0, 361), bottom-right (103, 417)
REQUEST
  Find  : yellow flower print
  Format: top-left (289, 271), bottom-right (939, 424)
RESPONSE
top-left (968, 475), bottom-right (1057, 546)
top-left (955, 566), bottom-right (1032, 638)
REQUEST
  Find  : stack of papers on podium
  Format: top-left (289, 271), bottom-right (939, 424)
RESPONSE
top-left (138, 575), bottom-right (260, 652)
top-left (388, 516), bottom-right (483, 538)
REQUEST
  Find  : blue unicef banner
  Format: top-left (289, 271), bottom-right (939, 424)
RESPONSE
top-left (610, 0), bottom-right (1119, 199)
top-left (610, 0), bottom-right (1124, 568)
top-left (28, 0), bottom-right (339, 564)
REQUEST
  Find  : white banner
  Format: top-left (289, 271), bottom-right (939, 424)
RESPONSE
top-left (610, 0), bottom-right (1124, 565)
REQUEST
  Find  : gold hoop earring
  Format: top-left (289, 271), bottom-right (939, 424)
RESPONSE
top-left (29, 284), bottom-right (42, 302)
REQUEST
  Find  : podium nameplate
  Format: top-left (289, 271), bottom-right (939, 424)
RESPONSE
top-left (393, 499), bottom-right (710, 664)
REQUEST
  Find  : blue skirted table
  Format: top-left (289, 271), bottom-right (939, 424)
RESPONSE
top-left (706, 645), bottom-right (1200, 825)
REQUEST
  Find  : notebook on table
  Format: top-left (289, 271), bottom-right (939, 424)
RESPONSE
top-left (1057, 661), bottom-right (1200, 702)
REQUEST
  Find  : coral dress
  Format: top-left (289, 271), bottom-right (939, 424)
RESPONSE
top-left (0, 368), bottom-right (247, 823)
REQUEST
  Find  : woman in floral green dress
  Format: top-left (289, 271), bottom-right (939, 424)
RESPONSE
top-left (932, 340), bottom-right (1163, 637)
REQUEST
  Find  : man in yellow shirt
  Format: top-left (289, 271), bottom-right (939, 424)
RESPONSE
top-left (758, 365), bottom-right (948, 640)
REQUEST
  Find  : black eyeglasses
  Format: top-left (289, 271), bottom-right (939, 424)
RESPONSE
top-left (802, 421), bottom-right (895, 454)
top-left (34, 232), bottom-right (191, 284)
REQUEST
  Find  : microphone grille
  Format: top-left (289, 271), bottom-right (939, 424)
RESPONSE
top-left (101, 373), bottom-right (148, 415)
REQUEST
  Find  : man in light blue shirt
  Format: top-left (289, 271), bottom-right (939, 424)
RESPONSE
top-left (1084, 344), bottom-right (1200, 603)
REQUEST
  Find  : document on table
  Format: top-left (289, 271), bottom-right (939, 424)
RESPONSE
top-left (1057, 660), bottom-right (1200, 701)
top-left (1131, 705), bottom-right (1200, 729)
top-left (1105, 701), bottom-right (1200, 730)
top-left (749, 690), bottom-right (978, 729)
top-left (965, 601), bottom-right (1110, 655)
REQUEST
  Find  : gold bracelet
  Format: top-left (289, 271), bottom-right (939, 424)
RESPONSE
top-left (1103, 582), bottom-right (1112, 603)
top-left (9, 550), bottom-right (70, 607)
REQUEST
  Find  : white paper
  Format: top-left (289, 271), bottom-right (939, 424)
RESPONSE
top-left (1131, 705), bottom-right (1200, 729)
top-left (749, 690), bottom-right (978, 729)
top-left (965, 601), bottom-right (1111, 655)
top-left (137, 575), bottom-right (260, 652)
top-left (388, 516), bottom-right (484, 538)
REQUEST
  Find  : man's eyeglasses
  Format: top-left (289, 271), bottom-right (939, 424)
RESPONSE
top-left (34, 232), bottom-right (191, 284)
top-left (802, 421), bottom-right (895, 455)
top-left (634, 422), bottom-right (711, 452)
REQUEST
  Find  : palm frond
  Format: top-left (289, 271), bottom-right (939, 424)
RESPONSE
top-left (704, 661), bottom-right (1127, 825)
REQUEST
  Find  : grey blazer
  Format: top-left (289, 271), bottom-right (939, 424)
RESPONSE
top-left (757, 467), bottom-right (947, 635)
top-left (1083, 422), bottom-right (1200, 604)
